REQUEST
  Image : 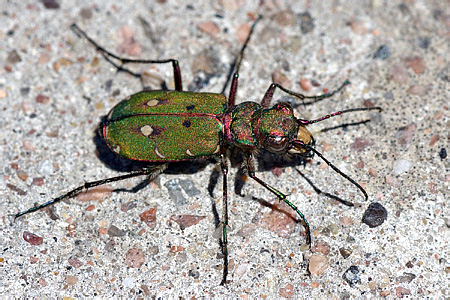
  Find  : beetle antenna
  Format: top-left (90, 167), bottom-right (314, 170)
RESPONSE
top-left (297, 107), bottom-right (382, 125)
top-left (293, 140), bottom-right (368, 201)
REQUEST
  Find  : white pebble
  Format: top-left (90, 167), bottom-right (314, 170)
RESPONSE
top-left (394, 159), bottom-right (412, 175)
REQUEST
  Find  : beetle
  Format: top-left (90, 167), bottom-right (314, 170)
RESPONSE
top-left (15, 17), bottom-right (381, 284)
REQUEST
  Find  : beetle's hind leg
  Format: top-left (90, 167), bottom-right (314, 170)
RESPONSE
top-left (70, 24), bottom-right (183, 91)
top-left (15, 164), bottom-right (168, 220)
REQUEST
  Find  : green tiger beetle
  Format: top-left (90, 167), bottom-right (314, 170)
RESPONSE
top-left (15, 17), bottom-right (381, 284)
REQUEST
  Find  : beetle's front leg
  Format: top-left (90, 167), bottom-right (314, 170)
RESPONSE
top-left (260, 80), bottom-right (350, 108)
top-left (219, 153), bottom-right (230, 285)
top-left (244, 153), bottom-right (312, 246)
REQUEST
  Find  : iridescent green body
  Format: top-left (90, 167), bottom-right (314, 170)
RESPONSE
top-left (103, 90), bottom-right (228, 161)
top-left (103, 90), bottom-right (313, 163)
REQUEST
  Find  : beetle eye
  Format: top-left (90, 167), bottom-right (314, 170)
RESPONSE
top-left (265, 136), bottom-right (289, 153)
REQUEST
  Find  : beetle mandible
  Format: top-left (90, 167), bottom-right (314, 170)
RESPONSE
top-left (16, 17), bottom-right (382, 285)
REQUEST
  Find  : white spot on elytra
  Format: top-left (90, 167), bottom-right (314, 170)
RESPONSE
top-left (147, 99), bottom-right (159, 107)
top-left (155, 147), bottom-right (166, 159)
top-left (186, 149), bottom-right (195, 156)
top-left (213, 144), bottom-right (220, 154)
top-left (140, 125), bottom-right (153, 136)
top-left (114, 145), bottom-right (121, 154)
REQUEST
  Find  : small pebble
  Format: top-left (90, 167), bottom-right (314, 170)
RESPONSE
top-left (405, 56), bottom-right (425, 74)
top-left (299, 12), bottom-right (314, 34)
top-left (122, 277), bottom-right (136, 288)
top-left (339, 247), bottom-right (352, 258)
top-left (178, 179), bottom-right (201, 197)
top-left (362, 202), bottom-right (388, 228)
top-left (107, 225), bottom-right (126, 237)
top-left (395, 286), bottom-right (411, 298)
top-left (393, 159), bottom-right (412, 175)
top-left (351, 138), bottom-right (373, 152)
top-left (311, 241), bottom-right (331, 255)
top-left (348, 20), bottom-right (367, 34)
top-left (255, 202), bottom-right (297, 238)
top-left (300, 78), bottom-right (311, 91)
top-left (35, 94), bottom-right (50, 104)
top-left (406, 84), bottom-right (432, 96)
top-left (236, 23), bottom-right (251, 44)
top-left (273, 10), bottom-right (296, 27)
top-left (198, 21), bottom-right (220, 37)
top-left (164, 179), bottom-right (187, 205)
top-left (373, 45), bottom-right (390, 60)
top-left (76, 185), bottom-right (112, 202)
top-left (439, 148), bottom-right (447, 159)
top-left (340, 216), bottom-right (354, 226)
top-left (368, 168), bottom-right (377, 177)
top-left (309, 254), bottom-right (329, 276)
top-left (66, 275), bottom-right (78, 285)
top-left (396, 272), bottom-right (416, 283)
top-left (272, 69), bottom-right (291, 87)
top-left (23, 231), bottom-right (43, 245)
top-left (236, 224), bottom-right (257, 238)
top-left (139, 207), bottom-right (157, 228)
top-left (68, 257), bottom-right (83, 268)
top-left (396, 123), bottom-right (416, 146)
top-left (126, 248), bottom-right (145, 268)
top-left (342, 265), bottom-right (361, 286)
top-left (429, 134), bottom-right (439, 146)
top-left (7, 50), bottom-right (22, 64)
top-left (37, 160), bottom-right (53, 175)
top-left (170, 215), bottom-right (206, 230)
top-left (389, 63), bottom-right (409, 84)
top-left (116, 25), bottom-right (142, 57)
top-left (234, 263), bottom-right (249, 277)
top-left (279, 283), bottom-right (294, 298)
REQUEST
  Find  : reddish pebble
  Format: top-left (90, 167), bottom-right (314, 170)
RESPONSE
top-left (380, 291), bottom-right (390, 296)
top-left (273, 10), bottom-right (296, 27)
top-left (309, 254), bottom-right (329, 275)
top-left (389, 63), bottom-right (408, 84)
top-left (17, 170), bottom-right (28, 182)
top-left (396, 123), bottom-right (416, 146)
top-left (368, 168), bottom-right (377, 177)
top-left (311, 240), bottom-right (331, 255)
top-left (255, 202), bottom-right (297, 238)
top-left (30, 257), bottom-right (38, 264)
top-left (76, 185), bottom-right (112, 202)
top-left (406, 84), bottom-right (432, 96)
top-left (32, 177), bottom-right (45, 186)
top-left (395, 287), bottom-right (411, 298)
top-left (310, 281), bottom-right (320, 288)
top-left (68, 257), bottom-right (83, 268)
top-left (23, 231), bottom-right (43, 245)
top-left (116, 25), bottom-right (142, 57)
top-left (348, 20), bottom-right (367, 34)
top-left (428, 182), bottom-right (437, 194)
top-left (198, 21), bottom-right (220, 37)
top-left (236, 23), bottom-right (251, 44)
top-left (39, 278), bottom-right (47, 287)
top-left (66, 275), bottom-right (78, 285)
top-left (405, 56), bottom-right (425, 74)
top-left (169, 215), bottom-right (206, 230)
top-left (86, 204), bottom-right (95, 211)
top-left (279, 283), bottom-right (294, 298)
top-left (355, 161), bottom-right (365, 169)
top-left (429, 134), bottom-right (440, 146)
top-left (170, 245), bottom-right (184, 254)
top-left (385, 175), bottom-right (400, 188)
top-left (272, 69), bottom-right (291, 87)
top-left (126, 248), bottom-right (145, 268)
top-left (23, 140), bottom-right (35, 151)
top-left (35, 94), bottom-right (50, 104)
top-left (340, 216), bottom-right (354, 226)
top-left (139, 207), bottom-right (157, 228)
top-left (300, 78), bottom-right (311, 91)
top-left (350, 138), bottom-right (373, 152)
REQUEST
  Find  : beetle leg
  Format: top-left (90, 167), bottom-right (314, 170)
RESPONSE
top-left (15, 164), bottom-right (168, 220)
top-left (70, 24), bottom-right (183, 91)
top-left (244, 153), bottom-right (311, 247)
top-left (226, 16), bottom-right (262, 108)
top-left (260, 80), bottom-right (350, 108)
top-left (219, 153), bottom-right (229, 285)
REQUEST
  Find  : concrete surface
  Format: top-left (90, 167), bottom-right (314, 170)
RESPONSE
top-left (1, 0), bottom-right (447, 298)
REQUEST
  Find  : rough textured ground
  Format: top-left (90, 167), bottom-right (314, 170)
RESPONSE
top-left (1, 0), bottom-right (447, 298)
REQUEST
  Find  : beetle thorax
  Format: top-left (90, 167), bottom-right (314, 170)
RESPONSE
top-left (227, 101), bottom-right (299, 154)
